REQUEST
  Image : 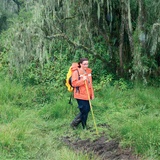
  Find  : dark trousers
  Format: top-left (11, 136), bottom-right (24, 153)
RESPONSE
top-left (76, 99), bottom-right (90, 128)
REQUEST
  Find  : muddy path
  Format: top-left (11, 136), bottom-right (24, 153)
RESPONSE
top-left (63, 128), bottom-right (140, 160)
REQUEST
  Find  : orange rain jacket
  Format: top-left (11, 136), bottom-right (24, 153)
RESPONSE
top-left (71, 63), bottom-right (94, 100)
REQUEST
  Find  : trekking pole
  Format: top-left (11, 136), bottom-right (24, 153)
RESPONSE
top-left (85, 81), bottom-right (99, 136)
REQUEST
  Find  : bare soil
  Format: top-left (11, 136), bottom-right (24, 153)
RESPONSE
top-left (63, 130), bottom-right (140, 160)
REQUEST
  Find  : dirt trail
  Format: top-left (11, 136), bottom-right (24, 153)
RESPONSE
top-left (63, 134), bottom-right (140, 160)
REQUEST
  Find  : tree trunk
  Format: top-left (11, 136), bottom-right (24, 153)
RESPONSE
top-left (125, 0), bottom-right (134, 55)
top-left (119, 3), bottom-right (125, 76)
top-left (137, 0), bottom-right (146, 52)
top-left (132, 0), bottom-right (146, 80)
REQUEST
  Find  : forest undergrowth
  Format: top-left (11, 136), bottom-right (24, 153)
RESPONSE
top-left (0, 75), bottom-right (160, 160)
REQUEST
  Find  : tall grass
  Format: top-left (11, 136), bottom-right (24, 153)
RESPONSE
top-left (95, 85), bottom-right (160, 159)
top-left (0, 75), bottom-right (160, 159)
top-left (0, 77), bottom-right (98, 160)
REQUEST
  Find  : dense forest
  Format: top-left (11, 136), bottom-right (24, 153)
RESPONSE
top-left (0, 0), bottom-right (160, 160)
top-left (0, 0), bottom-right (159, 85)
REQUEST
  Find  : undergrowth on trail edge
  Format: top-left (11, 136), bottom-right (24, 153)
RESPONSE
top-left (0, 76), bottom-right (160, 160)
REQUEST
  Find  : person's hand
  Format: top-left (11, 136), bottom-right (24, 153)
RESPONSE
top-left (83, 75), bottom-right (87, 81)
top-left (90, 95), bottom-right (94, 100)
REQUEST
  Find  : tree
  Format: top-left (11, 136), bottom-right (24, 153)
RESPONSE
top-left (1, 0), bottom-right (160, 83)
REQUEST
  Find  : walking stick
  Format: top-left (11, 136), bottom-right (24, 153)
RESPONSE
top-left (85, 80), bottom-right (99, 136)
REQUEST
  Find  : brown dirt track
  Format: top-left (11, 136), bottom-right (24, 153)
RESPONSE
top-left (63, 134), bottom-right (140, 160)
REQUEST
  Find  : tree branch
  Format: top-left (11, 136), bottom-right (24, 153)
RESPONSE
top-left (46, 34), bottom-right (108, 64)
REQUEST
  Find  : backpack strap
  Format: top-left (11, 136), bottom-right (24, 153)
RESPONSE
top-left (75, 69), bottom-right (80, 93)
top-left (69, 93), bottom-right (73, 105)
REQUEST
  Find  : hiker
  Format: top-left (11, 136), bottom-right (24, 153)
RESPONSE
top-left (70, 58), bottom-right (94, 129)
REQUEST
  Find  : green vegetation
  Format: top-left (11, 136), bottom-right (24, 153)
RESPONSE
top-left (0, 0), bottom-right (159, 84)
top-left (0, 75), bottom-right (160, 159)
top-left (98, 86), bottom-right (160, 159)
top-left (0, 76), bottom-right (100, 160)
top-left (0, 0), bottom-right (160, 159)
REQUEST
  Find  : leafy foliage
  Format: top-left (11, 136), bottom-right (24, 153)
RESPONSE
top-left (0, 1), bottom-right (160, 159)
top-left (0, 0), bottom-right (160, 84)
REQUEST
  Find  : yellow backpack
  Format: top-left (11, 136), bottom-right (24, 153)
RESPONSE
top-left (65, 66), bottom-right (74, 92)
top-left (65, 63), bottom-right (80, 92)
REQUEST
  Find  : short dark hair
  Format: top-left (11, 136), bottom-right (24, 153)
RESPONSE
top-left (79, 58), bottom-right (88, 63)
top-left (78, 58), bottom-right (88, 68)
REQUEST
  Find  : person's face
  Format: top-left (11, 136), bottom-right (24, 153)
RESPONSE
top-left (81, 60), bottom-right (89, 70)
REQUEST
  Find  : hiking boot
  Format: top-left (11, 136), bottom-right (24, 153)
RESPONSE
top-left (70, 123), bottom-right (77, 130)
top-left (70, 113), bottom-right (81, 129)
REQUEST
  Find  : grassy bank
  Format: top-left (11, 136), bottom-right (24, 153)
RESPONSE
top-left (0, 76), bottom-right (160, 159)
top-left (94, 85), bottom-right (160, 159)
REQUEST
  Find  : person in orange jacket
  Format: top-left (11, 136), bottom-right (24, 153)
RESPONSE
top-left (70, 58), bottom-right (94, 129)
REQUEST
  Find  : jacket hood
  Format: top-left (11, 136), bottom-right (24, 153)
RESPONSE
top-left (71, 63), bottom-right (79, 71)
